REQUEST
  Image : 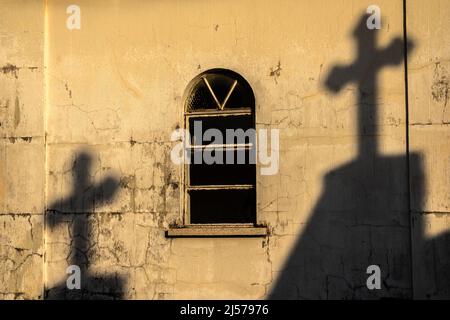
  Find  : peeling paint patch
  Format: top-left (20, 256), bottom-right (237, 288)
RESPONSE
top-left (270, 61), bottom-right (282, 84)
top-left (1, 63), bottom-right (19, 78)
top-left (119, 175), bottom-right (136, 189)
top-left (7, 136), bottom-right (33, 143)
top-left (431, 62), bottom-right (449, 107)
top-left (64, 82), bottom-right (72, 99)
top-left (14, 96), bottom-right (20, 129)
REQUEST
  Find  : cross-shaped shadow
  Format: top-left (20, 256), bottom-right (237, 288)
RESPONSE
top-left (45, 151), bottom-right (124, 299)
top-left (268, 13), bottom-right (448, 299)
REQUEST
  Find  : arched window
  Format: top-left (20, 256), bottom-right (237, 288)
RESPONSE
top-left (183, 69), bottom-right (256, 225)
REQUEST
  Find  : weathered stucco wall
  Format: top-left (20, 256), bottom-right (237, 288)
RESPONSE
top-left (44, 0), bottom-right (411, 299)
top-left (0, 0), bottom-right (45, 299)
top-left (0, 0), bottom-right (449, 299)
top-left (408, 0), bottom-right (450, 299)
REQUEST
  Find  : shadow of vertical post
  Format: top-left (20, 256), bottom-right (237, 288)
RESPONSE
top-left (269, 13), bottom-right (423, 299)
top-left (45, 151), bottom-right (124, 299)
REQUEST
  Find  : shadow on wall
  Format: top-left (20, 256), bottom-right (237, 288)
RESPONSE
top-left (45, 151), bottom-right (124, 299)
top-left (269, 13), bottom-right (448, 299)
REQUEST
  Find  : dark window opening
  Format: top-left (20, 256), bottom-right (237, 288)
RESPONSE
top-left (189, 189), bottom-right (256, 224)
top-left (184, 69), bottom-right (256, 224)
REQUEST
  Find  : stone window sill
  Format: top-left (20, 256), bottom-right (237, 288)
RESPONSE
top-left (166, 225), bottom-right (268, 238)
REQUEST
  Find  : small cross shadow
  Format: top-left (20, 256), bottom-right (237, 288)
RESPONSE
top-left (45, 151), bottom-right (124, 299)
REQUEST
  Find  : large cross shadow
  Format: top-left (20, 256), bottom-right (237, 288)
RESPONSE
top-left (269, 13), bottom-right (449, 299)
top-left (45, 151), bottom-right (124, 299)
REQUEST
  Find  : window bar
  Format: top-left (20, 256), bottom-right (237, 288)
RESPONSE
top-left (186, 143), bottom-right (253, 150)
top-left (187, 184), bottom-right (254, 191)
top-left (220, 79), bottom-right (238, 110)
top-left (202, 76), bottom-right (222, 109)
top-left (185, 108), bottom-right (252, 117)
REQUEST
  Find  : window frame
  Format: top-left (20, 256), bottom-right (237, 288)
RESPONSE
top-left (167, 69), bottom-right (267, 237)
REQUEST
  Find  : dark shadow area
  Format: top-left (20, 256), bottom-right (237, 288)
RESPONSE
top-left (45, 151), bottom-right (124, 299)
top-left (411, 162), bottom-right (450, 298)
top-left (269, 13), bottom-right (430, 299)
top-left (413, 224), bottom-right (450, 298)
top-left (190, 188), bottom-right (256, 224)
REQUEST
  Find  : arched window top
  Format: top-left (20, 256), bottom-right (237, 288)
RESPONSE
top-left (185, 69), bottom-right (255, 112)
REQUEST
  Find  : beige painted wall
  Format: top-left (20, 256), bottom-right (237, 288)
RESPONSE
top-left (0, 0), bottom-right (448, 299)
top-left (408, 0), bottom-right (450, 299)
